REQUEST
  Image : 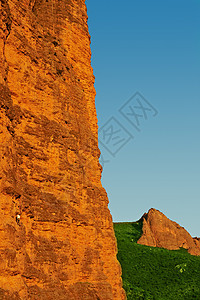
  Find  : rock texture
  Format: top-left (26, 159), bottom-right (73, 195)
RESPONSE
top-left (0, 0), bottom-right (125, 299)
top-left (137, 208), bottom-right (200, 256)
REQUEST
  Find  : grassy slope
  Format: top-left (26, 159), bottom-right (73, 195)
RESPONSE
top-left (114, 221), bottom-right (200, 300)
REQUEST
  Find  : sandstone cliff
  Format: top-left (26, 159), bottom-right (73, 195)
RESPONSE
top-left (137, 208), bottom-right (200, 256)
top-left (0, 0), bottom-right (125, 299)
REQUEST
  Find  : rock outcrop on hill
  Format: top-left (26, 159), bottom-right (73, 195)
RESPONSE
top-left (137, 208), bottom-right (200, 256)
top-left (0, 0), bottom-right (125, 299)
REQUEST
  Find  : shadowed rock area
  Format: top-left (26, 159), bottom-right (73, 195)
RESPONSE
top-left (138, 208), bottom-right (200, 256)
top-left (0, 0), bottom-right (125, 299)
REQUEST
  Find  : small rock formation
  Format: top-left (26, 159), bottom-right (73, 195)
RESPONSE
top-left (137, 208), bottom-right (200, 256)
top-left (0, 0), bottom-right (125, 299)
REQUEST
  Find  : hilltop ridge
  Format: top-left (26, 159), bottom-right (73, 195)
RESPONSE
top-left (114, 217), bottom-right (200, 299)
top-left (137, 208), bottom-right (200, 256)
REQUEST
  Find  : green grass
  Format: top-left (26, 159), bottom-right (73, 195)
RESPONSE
top-left (114, 221), bottom-right (200, 299)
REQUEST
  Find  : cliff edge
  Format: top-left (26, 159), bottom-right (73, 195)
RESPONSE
top-left (0, 0), bottom-right (125, 299)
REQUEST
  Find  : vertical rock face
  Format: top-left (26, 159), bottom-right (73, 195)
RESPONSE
top-left (138, 208), bottom-right (200, 256)
top-left (0, 1), bottom-right (125, 299)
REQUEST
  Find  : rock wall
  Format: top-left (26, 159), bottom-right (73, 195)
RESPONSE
top-left (138, 208), bottom-right (200, 256)
top-left (0, 0), bottom-right (125, 299)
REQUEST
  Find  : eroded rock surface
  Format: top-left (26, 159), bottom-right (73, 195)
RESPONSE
top-left (0, 0), bottom-right (125, 299)
top-left (137, 208), bottom-right (200, 256)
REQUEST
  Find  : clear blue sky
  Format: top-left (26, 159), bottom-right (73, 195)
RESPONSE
top-left (86, 0), bottom-right (200, 237)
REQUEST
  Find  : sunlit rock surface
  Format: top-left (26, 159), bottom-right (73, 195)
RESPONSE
top-left (138, 208), bottom-right (200, 256)
top-left (0, 0), bottom-right (125, 298)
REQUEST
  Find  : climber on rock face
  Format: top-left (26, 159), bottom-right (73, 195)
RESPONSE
top-left (16, 214), bottom-right (20, 225)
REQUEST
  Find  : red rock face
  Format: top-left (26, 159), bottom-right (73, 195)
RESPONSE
top-left (0, 0), bottom-right (125, 299)
top-left (137, 208), bottom-right (200, 256)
